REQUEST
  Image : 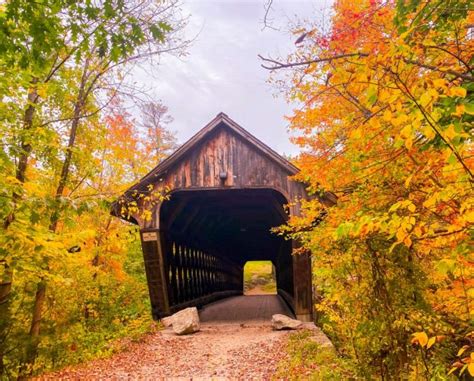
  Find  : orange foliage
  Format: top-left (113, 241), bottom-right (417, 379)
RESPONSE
top-left (276, 0), bottom-right (473, 377)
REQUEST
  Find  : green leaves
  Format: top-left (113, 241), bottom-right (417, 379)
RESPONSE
top-left (366, 85), bottom-right (378, 107)
top-left (436, 259), bottom-right (456, 276)
top-left (334, 222), bottom-right (354, 239)
top-left (395, 0), bottom-right (471, 37)
top-left (465, 103), bottom-right (474, 115)
top-left (150, 25), bottom-right (166, 42)
top-left (1, 0), bottom-right (176, 70)
top-left (150, 22), bottom-right (173, 43)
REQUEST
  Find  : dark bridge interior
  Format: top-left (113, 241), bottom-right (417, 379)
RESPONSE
top-left (158, 188), bottom-right (295, 315)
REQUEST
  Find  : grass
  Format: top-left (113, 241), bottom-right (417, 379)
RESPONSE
top-left (243, 260), bottom-right (277, 294)
top-left (275, 330), bottom-right (356, 380)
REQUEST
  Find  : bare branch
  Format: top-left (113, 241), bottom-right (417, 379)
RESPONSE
top-left (258, 53), bottom-right (369, 70)
top-left (402, 58), bottom-right (473, 81)
top-left (262, 0), bottom-right (279, 31)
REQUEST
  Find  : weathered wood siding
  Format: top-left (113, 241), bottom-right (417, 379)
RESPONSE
top-left (141, 125), bottom-right (306, 229)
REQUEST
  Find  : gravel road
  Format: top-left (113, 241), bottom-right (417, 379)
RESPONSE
top-left (36, 323), bottom-right (290, 380)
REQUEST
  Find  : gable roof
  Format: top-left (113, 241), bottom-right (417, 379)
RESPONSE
top-left (127, 112), bottom-right (299, 194)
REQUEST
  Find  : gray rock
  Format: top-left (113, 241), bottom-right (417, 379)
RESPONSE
top-left (171, 307), bottom-right (200, 335)
top-left (271, 314), bottom-right (303, 330)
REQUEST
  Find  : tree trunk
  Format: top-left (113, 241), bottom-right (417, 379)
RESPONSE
top-left (17, 281), bottom-right (46, 380)
top-left (3, 79), bottom-right (38, 232)
top-left (29, 281), bottom-right (46, 338)
top-left (16, 80), bottom-right (39, 184)
top-left (0, 267), bottom-right (12, 376)
top-left (49, 60), bottom-right (89, 232)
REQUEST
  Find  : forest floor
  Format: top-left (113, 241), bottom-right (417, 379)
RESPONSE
top-left (36, 323), bottom-right (291, 380)
top-left (36, 271), bottom-right (335, 380)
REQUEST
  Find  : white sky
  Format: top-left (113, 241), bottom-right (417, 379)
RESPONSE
top-left (134, 0), bottom-right (333, 156)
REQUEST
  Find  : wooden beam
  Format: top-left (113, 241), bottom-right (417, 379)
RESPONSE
top-left (292, 241), bottom-right (312, 322)
top-left (270, 193), bottom-right (288, 223)
top-left (140, 229), bottom-right (170, 319)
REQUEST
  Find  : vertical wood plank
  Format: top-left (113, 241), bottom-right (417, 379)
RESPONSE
top-left (292, 242), bottom-right (313, 322)
top-left (140, 229), bottom-right (170, 319)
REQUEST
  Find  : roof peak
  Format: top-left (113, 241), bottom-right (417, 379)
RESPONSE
top-left (127, 113), bottom-right (299, 193)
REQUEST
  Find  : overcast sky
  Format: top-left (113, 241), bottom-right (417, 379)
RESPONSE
top-left (135, 0), bottom-right (333, 156)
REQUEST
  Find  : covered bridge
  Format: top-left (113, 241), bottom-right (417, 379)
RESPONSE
top-left (112, 113), bottom-right (316, 322)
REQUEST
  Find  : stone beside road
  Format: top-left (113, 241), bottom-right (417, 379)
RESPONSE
top-left (160, 316), bottom-right (173, 328)
top-left (36, 296), bottom-right (335, 380)
top-left (271, 314), bottom-right (303, 330)
top-left (164, 307), bottom-right (201, 335)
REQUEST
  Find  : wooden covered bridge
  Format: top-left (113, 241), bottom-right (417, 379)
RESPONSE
top-left (113, 113), bottom-right (317, 322)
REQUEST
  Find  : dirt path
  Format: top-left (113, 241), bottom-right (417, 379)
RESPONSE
top-left (244, 285), bottom-right (271, 295)
top-left (36, 296), bottom-right (333, 380)
top-left (37, 324), bottom-right (290, 380)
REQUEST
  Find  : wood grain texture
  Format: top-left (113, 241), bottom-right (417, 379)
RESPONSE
top-left (136, 124), bottom-right (307, 229)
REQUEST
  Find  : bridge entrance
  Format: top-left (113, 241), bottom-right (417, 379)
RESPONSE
top-left (113, 113), bottom-right (315, 322)
top-left (159, 188), bottom-right (294, 315)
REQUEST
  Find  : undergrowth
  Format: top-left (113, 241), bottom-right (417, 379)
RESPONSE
top-left (275, 330), bottom-right (356, 380)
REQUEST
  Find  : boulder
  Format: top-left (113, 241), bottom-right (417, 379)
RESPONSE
top-left (271, 314), bottom-right (303, 330)
top-left (170, 307), bottom-right (200, 335)
top-left (161, 316), bottom-right (173, 328)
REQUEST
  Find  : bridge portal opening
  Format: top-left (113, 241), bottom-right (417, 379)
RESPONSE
top-left (159, 188), bottom-right (295, 316)
top-left (243, 261), bottom-right (276, 295)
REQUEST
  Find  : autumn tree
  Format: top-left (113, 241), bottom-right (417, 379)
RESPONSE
top-left (141, 101), bottom-right (177, 165)
top-left (0, 0), bottom-right (185, 377)
top-left (264, 0), bottom-right (473, 378)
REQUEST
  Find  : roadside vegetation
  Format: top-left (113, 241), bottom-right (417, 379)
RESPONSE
top-left (0, 1), bottom-right (183, 378)
top-left (268, 0), bottom-right (473, 378)
top-left (243, 261), bottom-right (277, 294)
top-left (276, 330), bottom-right (355, 380)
